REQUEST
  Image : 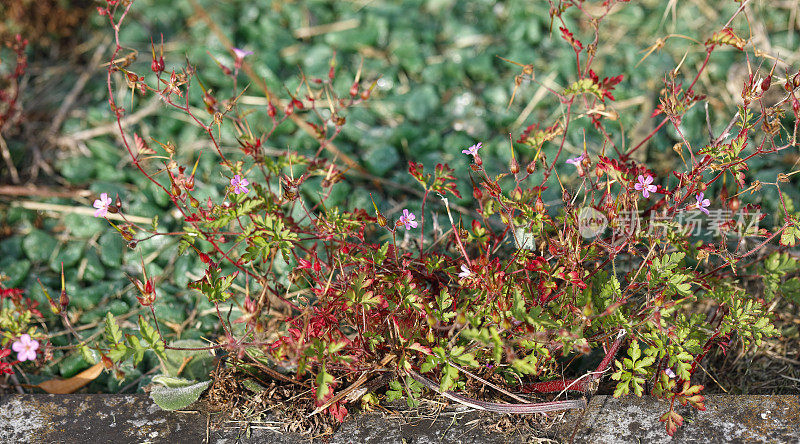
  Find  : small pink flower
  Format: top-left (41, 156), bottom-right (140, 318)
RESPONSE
top-left (398, 209), bottom-right (417, 230)
top-left (695, 192), bottom-right (711, 215)
top-left (566, 154), bottom-right (585, 166)
top-left (12, 334), bottom-right (39, 362)
top-left (230, 175), bottom-right (250, 194)
top-left (458, 264), bottom-right (471, 278)
top-left (634, 174), bottom-right (657, 198)
top-left (93, 193), bottom-right (112, 217)
top-left (461, 142), bottom-right (482, 156)
top-left (664, 368), bottom-right (676, 379)
top-left (232, 48), bottom-right (253, 69)
top-left (232, 48), bottom-right (253, 60)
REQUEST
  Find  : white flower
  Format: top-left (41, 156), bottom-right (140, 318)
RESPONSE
top-left (458, 264), bottom-right (471, 278)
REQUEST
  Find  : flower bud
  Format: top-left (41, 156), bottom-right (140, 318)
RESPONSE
top-left (267, 102), bottom-right (276, 118)
top-left (473, 187), bottom-right (483, 200)
top-left (509, 157), bottom-right (519, 174)
top-left (526, 160), bottom-right (536, 174)
top-left (292, 98), bottom-right (304, 110)
top-left (284, 103), bottom-right (294, 116)
top-left (349, 82), bottom-right (359, 97)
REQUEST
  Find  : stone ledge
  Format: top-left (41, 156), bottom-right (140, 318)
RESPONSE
top-left (1, 394), bottom-right (798, 443)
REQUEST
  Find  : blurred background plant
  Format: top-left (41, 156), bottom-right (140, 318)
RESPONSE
top-left (0, 0), bottom-right (798, 404)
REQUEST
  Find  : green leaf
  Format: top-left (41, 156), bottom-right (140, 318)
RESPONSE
top-left (161, 339), bottom-right (215, 380)
top-left (780, 225), bottom-right (799, 247)
top-left (316, 365), bottom-right (335, 401)
top-left (104, 312), bottom-right (123, 345)
top-left (149, 378), bottom-right (211, 410)
top-left (23, 229), bottom-right (58, 263)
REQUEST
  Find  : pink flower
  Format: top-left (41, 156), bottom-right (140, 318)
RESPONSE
top-left (566, 154), bottom-right (585, 166)
top-left (695, 192), bottom-right (711, 215)
top-left (230, 175), bottom-right (250, 194)
top-left (461, 142), bottom-right (482, 156)
top-left (664, 368), bottom-right (676, 379)
top-left (458, 264), bottom-right (471, 278)
top-left (93, 193), bottom-right (112, 217)
top-left (232, 48), bottom-right (253, 69)
top-left (634, 174), bottom-right (657, 198)
top-left (398, 209), bottom-right (418, 230)
top-left (232, 48), bottom-right (253, 60)
top-left (12, 334), bottom-right (39, 362)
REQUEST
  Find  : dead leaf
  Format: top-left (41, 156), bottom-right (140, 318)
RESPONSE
top-left (36, 362), bottom-right (104, 394)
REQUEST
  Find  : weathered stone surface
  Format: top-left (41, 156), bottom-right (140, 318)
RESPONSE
top-left (0, 394), bottom-right (207, 443)
top-left (1, 394), bottom-right (798, 443)
top-left (556, 395), bottom-right (800, 444)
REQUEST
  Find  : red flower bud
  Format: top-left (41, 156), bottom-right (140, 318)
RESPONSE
top-left (760, 76), bottom-right (771, 91)
top-left (350, 82), bottom-right (359, 97)
top-left (267, 102), bottom-right (276, 118)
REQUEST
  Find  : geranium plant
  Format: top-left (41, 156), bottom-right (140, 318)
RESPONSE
top-left (44, 0), bottom-right (800, 437)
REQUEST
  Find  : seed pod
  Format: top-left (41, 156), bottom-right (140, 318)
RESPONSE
top-left (526, 160), bottom-right (536, 174)
top-left (509, 157), bottom-right (519, 174)
top-left (761, 76), bottom-right (772, 91)
top-left (349, 82), bottom-right (359, 97)
top-left (728, 197), bottom-right (740, 212)
top-left (535, 196), bottom-right (546, 213)
top-left (267, 102), bottom-right (276, 118)
top-left (59, 289), bottom-right (69, 309)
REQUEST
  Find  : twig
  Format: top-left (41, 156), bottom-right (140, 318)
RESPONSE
top-left (0, 185), bottom-right (92, 199)
top-left (48, 37), bottom-right (111, 138)
top-left (11, 200), bottom-right (153, 224)
top-left (308, 355), bottom-right (396, 417)
top-left (0, 133), bottom-right (20, 184)
top-left (54, 98), bottom-right (161, 147)
top-left (447, 360), bottom-right (530, 404)
top-left (293, 19), bottom-right (360, 39)
top-left (405, 368), bottom-right (586, 414)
